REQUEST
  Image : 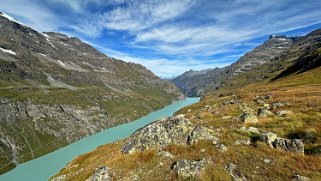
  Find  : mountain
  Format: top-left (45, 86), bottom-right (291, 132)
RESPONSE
top-left (0, 12), bottom-right (183, 174)
top-left (52, 28), bottom-right (321, 181)
top-left (171, 35), bottom-right (296, 96)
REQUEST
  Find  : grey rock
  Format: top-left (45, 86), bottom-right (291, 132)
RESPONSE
top-left (86, 166), bottom-right (112, 181)
top-left (276, 110), bottom-right (293, 117)
top-left (256, 99), bottom-right (266, 105)
top-left (263, 158), bottom-right (271, 164)
top-left (292, 175), bottom-right (311, 181)
top-left (257, 108), bottom-right (274, 118)
top-left (274, 138), bottom-right (304, 153)
top-left (225, 163), bottom-right (247, 181)
top-left (157, 151), bottom-right (174, 158)
top-left (263, 103), bottom-right (271, 109)
top-left (203, 105), bottom-right (212, 110)
top-left (260, 132), bottom-right (278, 147)
top-left (241, 106), bottom-right (254, 114)
top-left (240, 113), bottom-right (259, 124)
top-left (216, 144), bottom-right (228, 152)
top-left (212, 137), bottom-right (220, 145)
top-left (51, 175), bottom-right (67, 181)
top-left (241, 126), bottom-right (260, 134)
top-left (234, 139), bottom-right (251, 145)
top-left (172, 158), bottom-right (209, 179)
top-left (271, 102), bottom-right (290, 110)
top-left (121, 115), bottom-right (216, 154)
top-left (188, 126), bottom-right (217, 145)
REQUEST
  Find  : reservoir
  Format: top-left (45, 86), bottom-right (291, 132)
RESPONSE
top-left (0, 97), bottom-right (200, 181)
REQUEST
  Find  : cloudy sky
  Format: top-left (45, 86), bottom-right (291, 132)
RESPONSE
top-left (1, 0), bottom-right (321, 77)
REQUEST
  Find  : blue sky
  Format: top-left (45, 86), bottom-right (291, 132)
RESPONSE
top-left (1, 0), bottom-right (321, 77)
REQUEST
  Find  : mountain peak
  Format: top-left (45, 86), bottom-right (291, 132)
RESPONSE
top-left (269, 34), bottom-right (287, 39)
top-left (0, 12), bottom-right (22, 25)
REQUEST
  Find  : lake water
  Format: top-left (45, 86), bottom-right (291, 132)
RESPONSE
top-left (0, 97), bottom-right (199, 181)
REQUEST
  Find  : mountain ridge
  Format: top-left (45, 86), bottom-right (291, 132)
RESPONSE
top-left (0, 12), bottom-right (184, 174)
top-left (171, 34), bottom-right (297, 96)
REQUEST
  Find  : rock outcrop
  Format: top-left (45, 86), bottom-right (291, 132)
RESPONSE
top-left (292, 175), bottom-right (311, 181)
top-left (260, 132), bottom-right (278, 147)
top-left (225, 163), bottom-right (247, 181)
top-left (240, 113), bottom-right (259, 124)
top-left (86, 166), bottom-right (112, 181)
top-left (259, 132), bottom-right (304, 153)
top-left (276, 110), bottom-right (293, 117)
top-left (172, 158), bottom-right (210, 179)
top-left (121, 115), bottom-right (216, 154)
top-left (274, 138), bottom-right (304, 153)
top-left (257, 108), bottom-right (274, 118)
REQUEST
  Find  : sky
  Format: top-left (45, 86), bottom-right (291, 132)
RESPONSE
top-left (1, 0), bottom-right (321, 77)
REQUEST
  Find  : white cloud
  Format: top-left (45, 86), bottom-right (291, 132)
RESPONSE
top-left (1, 0), bottom-right (321, 77)
top-left (0, 0), bottom-right (58, 32)
top-left (98, 46), bottom-right (231, 77)
top-left (101, 0), bottom-right (196, 32)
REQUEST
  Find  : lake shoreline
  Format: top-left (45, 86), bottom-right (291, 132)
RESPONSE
top-left (0, 98), bottom-right (199, 181)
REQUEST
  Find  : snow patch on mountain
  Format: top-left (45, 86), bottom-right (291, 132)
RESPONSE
top-left (0, 47), bottom-right (16, 55)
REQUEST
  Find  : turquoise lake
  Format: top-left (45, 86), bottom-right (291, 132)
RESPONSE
top-left (0, 97), bottom-right (199, 181)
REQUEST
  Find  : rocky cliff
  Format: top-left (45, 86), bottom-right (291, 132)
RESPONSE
top-left (0, 12), bottom-right (183, 174)
top-left (171, 35), bottom-right (296, 96)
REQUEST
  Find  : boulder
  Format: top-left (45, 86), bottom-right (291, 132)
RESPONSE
top-left (187, 126), bottom-right (217, 145)
top-left (203, 105), bottom-right (212, 110)
top-left (216, 143), bottom-right (227, 152)
top-left (241, 126), bottom-right (260, 134)
top-left (241, 106), bottom-right (254, 113)
top-left (86, 166), bottom-right (112, 181)
top-left (271, 102), bottom-right (289, 110)
top-left (172, 158), bottom-right (209, 179)
top-left (51, 175), bottom-right (67, 181)
top-left (274, 138), bottom-right (304, 153)
top-left (240, 113), bottom-right (259, 124)
top-left (234, 139), bottom-right (251, 146)
top-left (225, 163), bottom-right (247, 181)
top-left (276, 110), bottom-right (293, 117)
top-left (292, 175), bottom-right (311, 181)
top-left (260, 132), bottom-right (278, 147)
top-left (263, 103), bottom-right (271, 109)
top-left (256, 99), bottom-right (265, 105)
top-left (257, 108), bottom-right (274, 118)
top-left (121, 115), bottom-right (216, 153)
top-left (157, 151), bottom-right (174, 158)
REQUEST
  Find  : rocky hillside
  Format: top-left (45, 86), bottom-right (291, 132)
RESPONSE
top-left (0, 12), bottom-right (183, 174)
top-left (171, 35), bottom-right (296, 96)
top-left (52, 28), bottom-right (321, 180)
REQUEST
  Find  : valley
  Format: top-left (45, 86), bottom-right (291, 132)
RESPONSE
top-left (0, 12), bottom-right (183, 174)
top-left (1, 1), bottom-right (321, 181)
top-left (51, 28), bottom-right (321, 181)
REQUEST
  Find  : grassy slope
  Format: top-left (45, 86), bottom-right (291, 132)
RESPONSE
top-left (51, 64), bottom-right (321, 180)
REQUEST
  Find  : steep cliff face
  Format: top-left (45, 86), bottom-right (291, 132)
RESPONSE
top-left (171, 35), bottom-right (296, 96)
top-left (0, 12), bottom-right (183, 173)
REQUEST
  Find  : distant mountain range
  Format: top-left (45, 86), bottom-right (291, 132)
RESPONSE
top-left (0, 12), bottom-right (183, 174)
top-left (171, 35), bottom-right (298, 96)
